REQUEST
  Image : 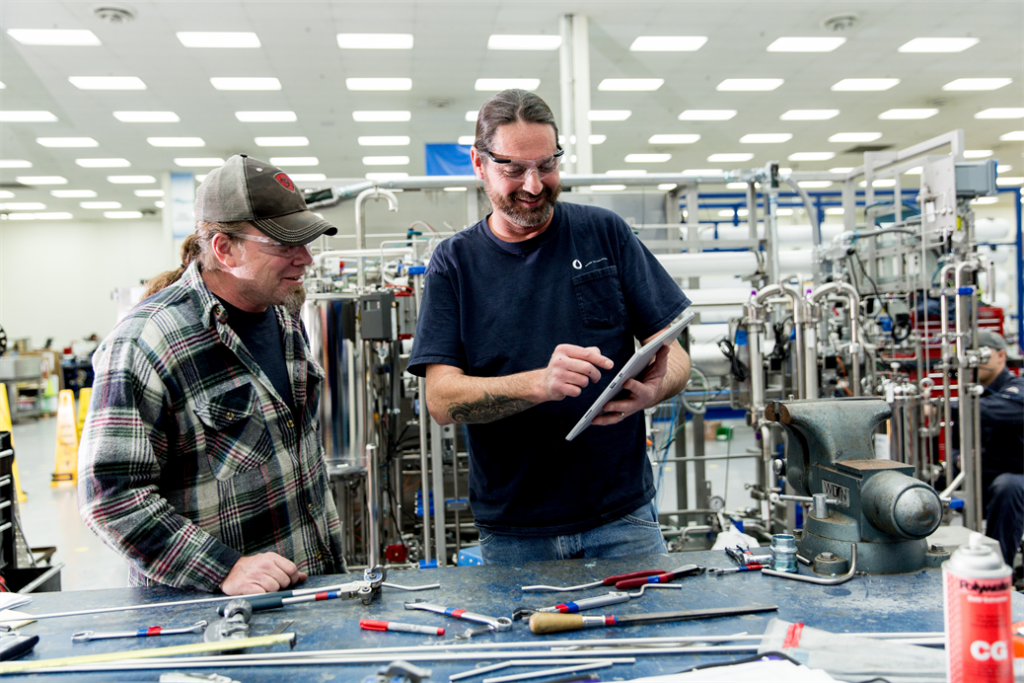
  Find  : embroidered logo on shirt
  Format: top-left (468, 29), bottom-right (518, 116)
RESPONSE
top-left (1008, 386), bottom-right (1019, 394)
top-left (572, 259), bottom-right (582, 270)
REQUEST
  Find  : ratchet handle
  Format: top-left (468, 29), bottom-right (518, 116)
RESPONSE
top-left (602, 570), bottom-right (664, 586)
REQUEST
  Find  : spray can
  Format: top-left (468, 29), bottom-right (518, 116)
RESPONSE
top-left (942, 532), bottom-right (1013, 683)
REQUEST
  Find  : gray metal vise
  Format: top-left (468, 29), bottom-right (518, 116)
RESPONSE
top-left (765, 398), bottom-right (948, 574)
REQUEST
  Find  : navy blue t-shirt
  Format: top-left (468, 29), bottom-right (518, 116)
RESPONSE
top-left (216, 296), bottom-right (294, 409)
top-left (408, 202), bottom-right (690, 535)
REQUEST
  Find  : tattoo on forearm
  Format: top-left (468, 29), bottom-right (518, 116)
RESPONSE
top-left (447, 392), bottom-right (535, 424)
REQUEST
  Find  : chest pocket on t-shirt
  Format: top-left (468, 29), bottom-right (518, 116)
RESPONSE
top-left (572, 265), bottom-right (627, 329)
top-left (194, 383), bottom-right (276, 481)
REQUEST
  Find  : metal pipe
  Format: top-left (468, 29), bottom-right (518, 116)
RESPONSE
top-left (762, 543), bottom-right (857, 585)
top-left (745, 299), bottom-right (765, 416)
top-left (364, 444), bottom-right (381, 571)
top-left (780, 283), bottom-right (807, 399)
top-left (411, 271), bottom-right (433, 565)
top-left (954, 261), bottom-right (981, 529)
top-left (802, 291), bottom-right (818, 399)
top-left (305, 181), bottom-right (375, 210)
top-left (809, 282), bottom-right (862, 396)
top-left (938, 263), bottom-right (955, 484)
top-left (354, 187), bottom-right (400, 288)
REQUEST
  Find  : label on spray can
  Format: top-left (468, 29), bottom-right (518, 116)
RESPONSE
top-left (942, 532), bottom-right (1013, 683)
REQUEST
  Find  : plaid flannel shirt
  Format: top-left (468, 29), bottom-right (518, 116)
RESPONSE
top-left (78, 261), bottom-right (344, 592)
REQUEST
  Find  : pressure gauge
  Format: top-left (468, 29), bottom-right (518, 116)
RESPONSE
top-left (708, 495), bottom-right (725, 512)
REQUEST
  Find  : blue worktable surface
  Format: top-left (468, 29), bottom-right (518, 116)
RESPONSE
top-left (6, 550), bottom-right (1024, 681)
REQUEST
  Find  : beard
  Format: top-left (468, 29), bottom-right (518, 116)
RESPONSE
top-left (283, 284), bottom-right (307, 317)
top-left (485, 180), bottom-right (562, 228)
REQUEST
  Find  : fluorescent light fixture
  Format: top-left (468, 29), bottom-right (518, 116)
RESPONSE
top-left (679, 110), bottom-right (736, 121)
top-left (718, 209), bottom-right (749, 217)
top-left (358, 136), bottom-right (411, 146)
top-left (107, 175), bottom-right (156, 184)
top-left (147, 137), bottom-right (205, 147)
top-left (105, 211), bottom-right (143, 218)
top-left (963, 150), bottom-right (993, 159)
top-left (591, 185), bottom-right (627, 192)
top-left (338, 33), bottom-right (413, 49)
top-left (365, 172), bottom-right (408, 181)
top-left (16, 176), bottom-right (67, 184)
top-left (708, 153), bottom-right (753, 162)
top-left (0, 160), bottom-right (32, 168)
top-left (726, 182), bottom-right (748, 189)
top-left (999, 131), bottom-right (1024, 141)
top-left (346, 78), bottom-right (412, 91)
top-left (210, 77), bottom-right (280, 91)
top-left (859, 179), bottom-right (897, 188)
top-left (975, 108), bottom-right (1024, 119)
top-left (457, 135), bottom-right (475, 145)
top-left (69, 76), bottom-right (145, 90)
top-left (465, 111), bottom-right (478, 122)
top-left (798, 181), bottom-right (834, 189)
top-left (658, 183), bottom-right (678, 191)
top-left (174, 158), bottom-right (225, 167)
top-left (589, 135), bottom-right (607, 145)
top-left (625, 154), bottom-right (671, 163)
top-left (475, 78), bottom-right (539, 91)
top-left (905, 167), bottom-right (923, 175)
top-left (52, 189), bottom-right (97, 198)
top-left (353, 111), bottom-right (411, 122)
top-left (134, 189), bottom-right (164, 197)
top-left (607, 170), bottom-right (648, 176)
top-left (830, 167), bottom-right (854, 174)
top-left (0, 202), bottom-right (45, 210)
top-left (7, 29), bottom-right (100, 46)
top-left (81, 201), bottom-right (122, 209)
top-left (767, 37), bottom-right (846, 52)
top-left (363, 156), bottom-right (410, 165)
top-left (177, 32), bottom-right (260, 48)
top-left (0, 191), bottom-right (14, 198)
top-left (825, 207), bottom-right (845, 215)
top-left (682, 169), bottom-right (724, 176)
top-left (588, 110), bottom-right (631, 121)
top-left (443, 187), bottom-right (467, 192)
top-left (898, 37), bottom-right (979, 53)
top-left (781, 109), bottom-right (839, 121)
top-left (832, 78), bottom-right (899, 91)
top-left (777, 208), bottom-right (794, 216)
top-left (943, 78), bottom-right (1012, 91)
top-left (155, 200), bottom-right (165, 208)
top-left (0, 83), bottom-right (4, 89)
top-left (269, 157), bottom-right (319, 166)
top-left (194, 175), bottom-right (208, 183)
top-left (75, 158), bottom-right (130, 168)
top-left (0, 111), bottom-right (57, 122)
top-left (630, 36), bottom-right (707, 51)
top-left (998, 165), bottom-right (1013, 173)
top-left (598, 78), bottom-right (664, 91)
top-left (36, 137), bottom-right (98, 147)
top-left (5, 212), bottom-right (73, 220)
top-left (740, 133), bottom-right (792, 143)
top-left (255, 137), bottom-right (309, 147)
top-left (236, 111), bottom-right (297, 122)
top-left (829, 132), bottom-right (882, 142)
top-left (788, 152), bottom-right (835, 161)
top-left (879, 108), bottom-right (938, 120)
top-left (996, 176), bottom-right (1023, 186)
top-left (971, 196), bottom-right (999, 204)
top-left (488, 35), bottom-right (561, 50)
top-left (114, 111), bottom-right (180, 123)
top-left (717, 79), bottom-right (784, 91)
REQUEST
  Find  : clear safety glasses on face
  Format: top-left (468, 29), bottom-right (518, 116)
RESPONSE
top-left (483, 146), bottom-right (564, 182)
top-left (233, 233), bottom-right (312, 259)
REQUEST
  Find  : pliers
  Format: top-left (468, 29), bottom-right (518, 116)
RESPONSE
top-left (521, 564), bottom-right (703, 592)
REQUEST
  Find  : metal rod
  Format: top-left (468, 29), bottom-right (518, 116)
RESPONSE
top-left (451, 658), bottom-right (634, 682)
top-left (365, 444), bottom-right (381, 571)
top-left (762, 543), bottom-right (857, 585)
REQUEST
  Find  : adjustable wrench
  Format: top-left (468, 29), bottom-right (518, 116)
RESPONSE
top-left (72, 620), bottom-right (207, 643)
top-left (404, 600), bottom-right (512, 632)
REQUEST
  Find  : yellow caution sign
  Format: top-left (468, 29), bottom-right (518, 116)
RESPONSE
top-left (0, 384), bottom-right (27, 502)
top-left (51, 390), bottom-right (78, 486)
top-left (76, 387), bottom-right (91, 439)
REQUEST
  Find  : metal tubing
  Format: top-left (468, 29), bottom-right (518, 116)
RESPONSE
top-left (411, 273), bottom-right (433, 564)
top-left (938, 263), bottom-right (955, 484)
top-left (954, 261), bottom-right (981, 529)
top-left (364, 444), bottom-right (381, 571)
top-left (810, 282), bottom-right (862, 396)
top-left (762, 544), bottom-right (857, 584)
top-left (780, 284), bottom-right (807, 399)
top-left (354, 187), bottom-right (399, 287)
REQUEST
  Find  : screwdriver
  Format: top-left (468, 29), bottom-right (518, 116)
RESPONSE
top-left (528, 604), bottom-right (779, 634)
top-left (612, 564), bottom-right (703, 589)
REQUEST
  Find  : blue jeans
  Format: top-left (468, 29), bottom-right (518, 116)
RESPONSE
top-left (985, 472), bottom-right (1024, 566)
top-left (477, 500), bottom-right (667, 565)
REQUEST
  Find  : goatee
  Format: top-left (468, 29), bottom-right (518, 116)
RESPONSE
top-left (284, 284), bottom-right (307, 316)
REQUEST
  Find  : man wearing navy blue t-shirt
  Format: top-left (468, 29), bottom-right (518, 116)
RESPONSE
top-left (408, 90), bottom-right (691, 564)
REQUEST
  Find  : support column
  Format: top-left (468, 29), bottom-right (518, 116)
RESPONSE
top-left (162, 171), bottom-right (195, 264)
top-left (559, 14), bottom-right (593, 176)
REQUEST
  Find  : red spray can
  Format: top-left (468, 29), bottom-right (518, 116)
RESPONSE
top-left (943, 531), bottom-right (1014, 682)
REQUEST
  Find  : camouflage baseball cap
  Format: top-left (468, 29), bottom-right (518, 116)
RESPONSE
top-left (194, 154), bottom-right (337, 246)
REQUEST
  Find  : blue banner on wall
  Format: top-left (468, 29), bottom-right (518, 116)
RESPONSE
top-left (425, 143), bottom-right (473, 176)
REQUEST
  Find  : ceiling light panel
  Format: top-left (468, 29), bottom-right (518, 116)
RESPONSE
top-left (830, 167), bottom-right (854, 174)
top-left (780, 110), bottom-right (839, 121)
top-left (832, 78), bottom-right (899, 91)
top-left (37, 137), bottom-right (98, 147)
top-left (114, 111), bottom-right (180, 123)
top-left (679, 110), bottom-right (736, 121)
top-left (996, 177), bottom-right (1023, 186)
top-left (475, 79), bottom-right (540, 91)
top-left (598, 79), bottom-right (664, 91)
top-left (358, 136), bottom-right (411, 146)
top-left (975, 109), bottom-right (1024, 119)
top-left (69, 76), bottom-right (146, 90)
top-left (147, 137), bottom-right (205, 147)
top-left (108, 176), bottom-right (156, 184)
top-left (630, 36), bottom-right (707, 51)
top-left (236, 111), bottom-right (296, 122)
top-left (740, 133), bottom-right (792, 143)
top-left (174, 158), bottom-right (225, 167)
top-left (487, 35), bottom-right (561, 50)
top-left (7, 29), bottom-right (100, 46)
top-left (0, 111), bottom-right (57, 122)
top-left (588, 110), bottom-right (631, 121)
top-left (363, 156), bottom-right (410, 165)
top-left (255, 137), bottom-right (309, 146)
top-left (465, 111), bottom-right (478, 122)
top-left (0, 160), bottom-right (32, 168)
top-left (829, 132), bottom-right (882, 142)
top-left (457, 136), bottom-right (475, 145)
top-left (134, 189), bottom-right (164, 197)
top-left (767, 37), bottom-right (846, 52)
top-left (658, 183), bottom-right (678, 191)
top-left (589, 135), bottom-right (607, 144)
top-left (354, 111), bottom-right (411, 122)
top-left (788, 152), bottom-right (835, 161)
top-left (16, 176), bottom-right (67, 184)
top-left (81, 201), bottom-right (122, 209)
top-left (1000, 131), bottom-right (1024, 141)
top-left (0, 202), bottom-right (46, 210)
top-left (346, 78), bottom-right (412, 91)
top-left (177, 32), bottom-right (260, 48)
top-left (51, 189), bottom-right (96, 198)
top-left (338, 34), bottom-right (413, 49)
top-left (943, 78), bottom-right (1012, 91)
top-left (269, 157), bottom-right (319, 166)
top-left (898, 37), bottom-right (979, 52)
top-left (8, 212), bottom-right (72, 220)
top-left (210, 78), bottom-right (280, 91)
top-left (879, 108), bottom-right (938, 120)
top-left (708, 153), bottom-right (753, 162)
top-left (963, 150), bottom-right (993, 158)
top-left (75, 158), bottom-right (130, 168)
top-left (718, 79), bottom-right (784, 91)
top-left (625, 154), bottom-right (671, 163)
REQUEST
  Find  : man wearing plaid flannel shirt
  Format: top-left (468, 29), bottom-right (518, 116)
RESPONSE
top-left (78, 155), bottom-right (346, 595)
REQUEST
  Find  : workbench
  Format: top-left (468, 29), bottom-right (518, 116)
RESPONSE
top-left (6, 549), bottom-right (1024, 681)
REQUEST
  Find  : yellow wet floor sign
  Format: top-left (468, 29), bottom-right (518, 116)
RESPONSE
top-left (75, 387), bottom-right (91, 439)
top-left (0, 384), bottom-right (27, 502)
top-left (51, 390), bottom-right (78, 485)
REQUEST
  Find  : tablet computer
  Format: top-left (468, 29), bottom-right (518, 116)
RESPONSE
top-left (566, 309), bottom-right (696, 441)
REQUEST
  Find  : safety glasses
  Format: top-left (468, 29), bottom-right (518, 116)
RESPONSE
top-left (482, 146), bottom-right (564, 181)
top-left (233, 233), bottom-right (311, 259)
